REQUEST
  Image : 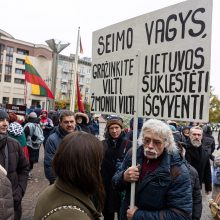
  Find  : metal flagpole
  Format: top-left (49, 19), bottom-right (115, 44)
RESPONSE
top-left (24, 80), bottom-right (27, 106)
top-left (130, 51), bottom-right (141, 208)
top-left (70, 27), bottom-right (80, 112)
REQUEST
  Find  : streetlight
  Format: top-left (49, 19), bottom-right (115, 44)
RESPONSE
top-left (45, 39), bottom-right (70, 110)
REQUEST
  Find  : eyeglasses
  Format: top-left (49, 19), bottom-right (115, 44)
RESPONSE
top-left (143, 138), bottom-right (163, 147)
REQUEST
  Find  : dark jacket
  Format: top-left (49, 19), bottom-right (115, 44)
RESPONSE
top-left (112, 147), bottom-right (192, 220)
top-left (44, 126), bottom-right (69, 184)
top-left (0, 135), bottom-right (29, 212)
top-left (39, 110), bottom-right (54, 146)
top-left (185, 143), bottom-right (212, 192)
top-left (34, 178), bottom-right (101, 220)
top-left (187, 163), bottom-right (202, 220)
top-left (202, 136), bottom-right (215, 160)
top-left (89, 119), bottom-right (99, 136)
top-left (75, 112), bottom-right (91, 133)
top-left (218, 129), bottom-right (220, 146)
top-left (0, 165), bottom-right (14, 220)
top-left (101, 133), bottom-right (132, 214)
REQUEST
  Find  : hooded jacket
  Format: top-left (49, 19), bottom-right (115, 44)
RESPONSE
top-left (75, 112), bottom-right (91, 133)
top-left (39, 110), bottom-right (54, 143)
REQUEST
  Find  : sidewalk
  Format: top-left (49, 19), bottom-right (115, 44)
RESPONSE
top-left (21, 147), bottom-right (48, 220)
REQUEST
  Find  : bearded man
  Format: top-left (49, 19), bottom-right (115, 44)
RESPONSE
top-left (112, 119), bottom-right (192, 220)
top-left (185, 126), bottom-right (212, 195)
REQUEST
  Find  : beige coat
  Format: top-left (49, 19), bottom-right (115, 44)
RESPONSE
top-left (34, 178), bottom-right (101, 220)
top-left (0, 165), bottom-right (14, 220)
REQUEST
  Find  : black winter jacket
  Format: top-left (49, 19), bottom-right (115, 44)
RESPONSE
top-left (101, 133), bottom-right (132, 213)
top-left (185, 143), bottom-right (212, 192)
top-left (188, 163), bottom-right (202, 220)
top-left (0, 135), bottom-right (29, 210)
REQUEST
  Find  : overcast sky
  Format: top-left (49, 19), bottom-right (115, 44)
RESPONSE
top-left (1, 0), bottom-right (219, 97)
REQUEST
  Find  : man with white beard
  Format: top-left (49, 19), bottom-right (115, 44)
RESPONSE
top-left (185, 126), bottom-right (212, 195)
top-left (112, 119), bottom-right (192, 220)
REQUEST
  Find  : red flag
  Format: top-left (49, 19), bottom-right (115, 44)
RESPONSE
top-left (76, 74), bottom-right (85, 112)
top-left (80, 37), bottom-right (83, 54)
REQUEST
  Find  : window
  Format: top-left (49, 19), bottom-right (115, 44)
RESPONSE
top-left (62, 73), bottom-right (68, 80)
top-left (17, 48), bottom-right (29, 55)
top-left (4, 75), bottom-right (11, 82)
top-left (16, 58), bottom-right (25, 65)
top-left (0, 44), bottom-right (5, 53)
top-left (80, 67), bottom-right (84, 73)
top-left (0, 64), bottom-right (2, 73)
top-left (6, 55), bottom-right (13, 65)
top-left (15, 68), bottom-right (24, 75)
top-left (14, 78), bottom-right (25, 84)
top-left (5, 66), bottom-right (12, 74)
top-left (13, 98), bottom-right (24, 105)
top-left (6, 47), bottom-right (13, 55)
top-left (86, 78), bottom-right (90, 84)
top-left (2, 97), bottom-right (9, 104)
top-left (79, 76), bottom-right (84, 83)
top-left (85, 87), bottom-right (89, 93)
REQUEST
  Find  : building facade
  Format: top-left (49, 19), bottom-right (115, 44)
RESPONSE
top-left (0, 29), bottom-right (92, 111)
top-left (57, 54), bottom-right (92, 110)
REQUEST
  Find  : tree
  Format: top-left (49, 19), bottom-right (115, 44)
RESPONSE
top-left (209, 88), bottom-right (220, 122)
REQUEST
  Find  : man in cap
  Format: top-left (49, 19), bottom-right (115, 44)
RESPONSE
top-left (0, 109), bottom-right (29, 220)
top-left (101, 115), bottom-right (132, 220)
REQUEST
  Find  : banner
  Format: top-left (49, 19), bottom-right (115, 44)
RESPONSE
top-left (91, 0), bottom-right (212, 122)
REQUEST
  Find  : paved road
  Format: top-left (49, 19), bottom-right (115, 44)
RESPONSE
top-left (21, 125), bottom-right (219, 219)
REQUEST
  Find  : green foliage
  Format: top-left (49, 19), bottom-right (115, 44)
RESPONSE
top-left (209, 89), bottom-right (220, 122)
top-left (84, 102), bottom-right (90, 113)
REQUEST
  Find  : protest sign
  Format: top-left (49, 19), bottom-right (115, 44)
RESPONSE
top-left (91, 0), bottom-right (212, 122)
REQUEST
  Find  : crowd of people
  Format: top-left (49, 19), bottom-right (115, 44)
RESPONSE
top-left (0, 106), bottom-right (219, 220)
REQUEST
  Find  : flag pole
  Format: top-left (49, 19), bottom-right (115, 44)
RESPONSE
top-left (70, 27), bottom-right (80, 112)
top-left (130, 50), bottom-right (141, 208)
top-left (24, 80), bottom-right (27, 106)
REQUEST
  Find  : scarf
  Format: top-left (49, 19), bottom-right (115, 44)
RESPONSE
top-left (8, 122), bottom-right (23, 136)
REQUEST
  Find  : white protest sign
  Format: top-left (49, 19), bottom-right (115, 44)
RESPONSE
top-left (91, 0), bottom-right (212, 122)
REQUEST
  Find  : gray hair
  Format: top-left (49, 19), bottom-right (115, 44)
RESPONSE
top-left (138, 119), bottom-right (178, 154)
top-left (190, 126), bottom-right (203, 134)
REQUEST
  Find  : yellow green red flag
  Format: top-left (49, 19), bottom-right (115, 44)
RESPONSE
top-left (24, 56), bottom-right (54, 99)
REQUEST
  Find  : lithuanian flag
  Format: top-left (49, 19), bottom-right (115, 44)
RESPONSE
top-left (24, 56), bottom-right (54, 99)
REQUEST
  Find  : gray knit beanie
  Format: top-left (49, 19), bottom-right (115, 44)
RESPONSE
top-left (29, 112), bottom-right (37, 118)
top-left (0, 110), bottom-right (9, 120)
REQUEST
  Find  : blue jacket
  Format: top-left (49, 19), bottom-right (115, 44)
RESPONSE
top-left (44, 126), bottom-right (69, 184)
top-left (112, 146), bottom-right (192, 220)
top-left (89, 119), bottom-right (99, 135)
